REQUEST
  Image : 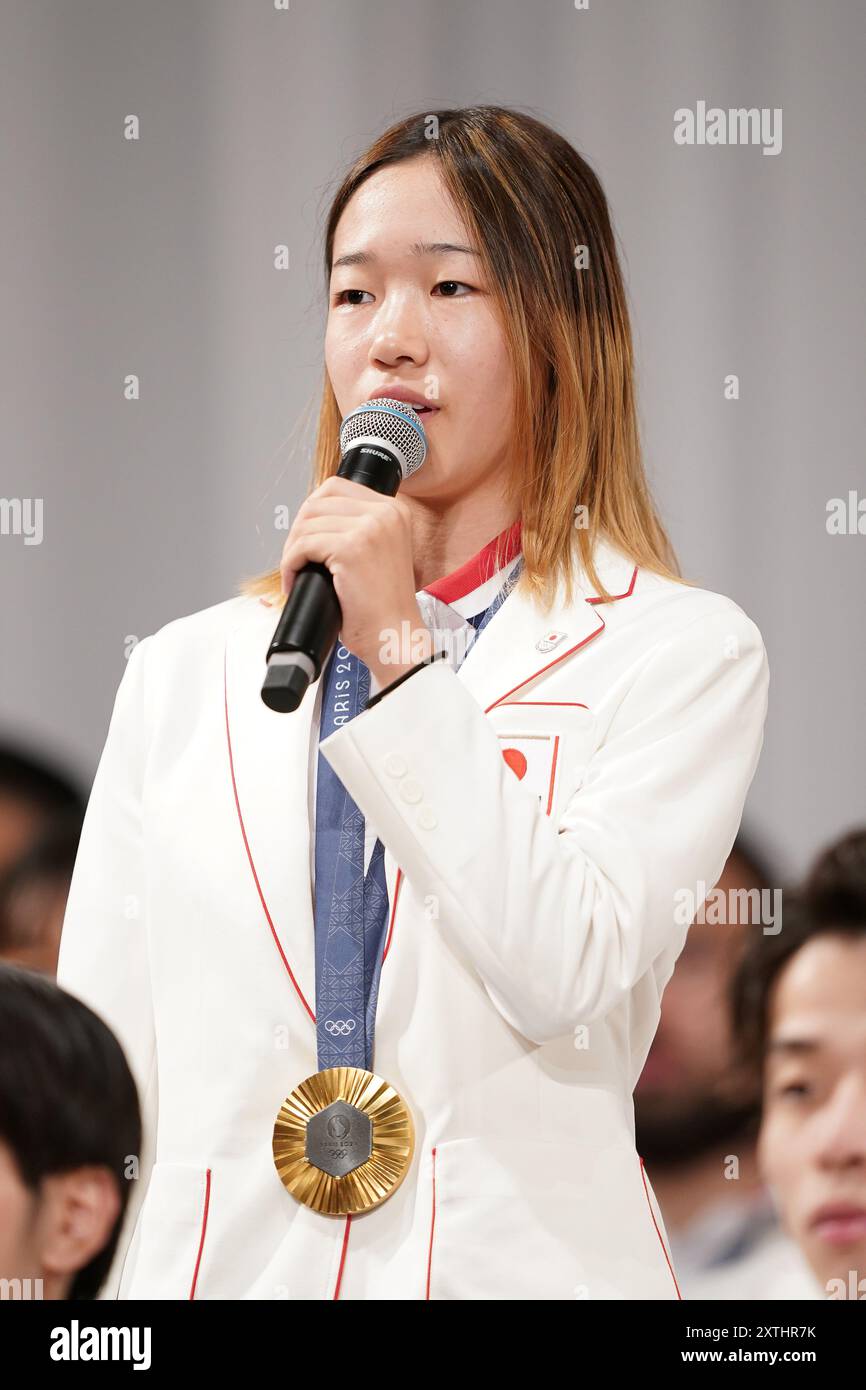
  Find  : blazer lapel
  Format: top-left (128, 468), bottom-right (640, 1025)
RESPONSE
top-left (456, 535), bottom-right (638, 713)
top-left (223, 599), bottom-right (319, 1024)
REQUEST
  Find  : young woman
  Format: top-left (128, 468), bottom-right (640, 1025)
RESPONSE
top-left (57, 105), bottom-right (769, 1300)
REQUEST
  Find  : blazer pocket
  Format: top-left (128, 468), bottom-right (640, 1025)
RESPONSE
top-left (125, 1162), bottom-right (211, 1300)
top-left (486, 702), bottom-right (598, 821)
top-left (427, 1136), bottom-right (678, 1301)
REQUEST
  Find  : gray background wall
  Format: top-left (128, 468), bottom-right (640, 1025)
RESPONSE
top-left (1, 0), bottom-right (863, 882)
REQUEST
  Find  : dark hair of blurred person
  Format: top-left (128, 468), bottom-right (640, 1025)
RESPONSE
top-left (0, 809), bottom-right (83, 975)
top-left (730, 828), bottom-right (866, 1296)
top-left (0, 963), bottom-right (141, 1299)
top-left (0, 744), bottom-right (85, 875)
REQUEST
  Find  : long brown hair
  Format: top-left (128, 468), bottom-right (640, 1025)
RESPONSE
top-left (240, 105), bottom-right (686, 609)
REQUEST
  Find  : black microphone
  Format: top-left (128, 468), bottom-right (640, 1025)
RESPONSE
top-left (260, 397), bottom-right (429, 713)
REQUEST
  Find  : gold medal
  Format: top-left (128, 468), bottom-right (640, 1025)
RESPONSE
top-left (273, 1066), bottom-right (414, 1215)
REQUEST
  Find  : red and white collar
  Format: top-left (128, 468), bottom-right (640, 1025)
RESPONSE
top-left (419, 518), bottom-right (523, 619)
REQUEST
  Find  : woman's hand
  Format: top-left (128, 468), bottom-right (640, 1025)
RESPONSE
top-left (280, 475), bottom-right (433, 686)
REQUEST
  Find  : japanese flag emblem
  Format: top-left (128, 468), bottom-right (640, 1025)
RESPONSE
top-left (535, 629), bottom-right (568, 653)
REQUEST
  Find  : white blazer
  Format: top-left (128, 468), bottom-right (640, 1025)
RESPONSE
top-left (57, 534), bottom-right (769, 1300)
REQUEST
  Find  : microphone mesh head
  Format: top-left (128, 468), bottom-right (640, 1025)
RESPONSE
top-left (339, 397), bottom-right (427, 478)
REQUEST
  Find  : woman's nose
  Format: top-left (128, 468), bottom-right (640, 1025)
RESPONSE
top-left (368, 294), bottom-right (429, 367)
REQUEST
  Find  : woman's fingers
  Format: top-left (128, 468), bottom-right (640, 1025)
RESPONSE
top-left (296, 493), bottom-right (374, 517)
top-left (280, 518), bottom-right (359, 595)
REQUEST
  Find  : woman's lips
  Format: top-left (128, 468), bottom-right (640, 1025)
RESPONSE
top-left (811, 1209), bottom-right (866, 1245)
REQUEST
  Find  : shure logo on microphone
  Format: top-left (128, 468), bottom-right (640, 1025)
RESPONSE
top-left (360, 447), bottom-right (390, 462)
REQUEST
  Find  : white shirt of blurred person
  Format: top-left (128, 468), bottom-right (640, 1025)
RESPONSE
top-left (634, 847), bottom-right (819, 1299)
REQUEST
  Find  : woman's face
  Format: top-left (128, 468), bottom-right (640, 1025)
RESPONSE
top-left (325, 155), bottom-right (516, 502)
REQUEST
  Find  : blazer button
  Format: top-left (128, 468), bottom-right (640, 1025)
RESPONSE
top-left (417, 805), bottom-right (438, 830)
top-left (399, 777), bottom-right (423, 803)
top-left (383, 752), bottom-right (408, 778)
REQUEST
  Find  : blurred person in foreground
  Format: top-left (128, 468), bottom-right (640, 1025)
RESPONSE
top-left (635, 836), bottom-right (817, 1298)
top-left (0, 963), bottom-right (140, 1299)
top-left (0, 745), bottom-right (84, 876)
top-left (731, 828), bottom-right (866, 1300)
top-left (0, 811), bottom-right (83, 974)
top-left (0, 746), bottom-right (85, 974)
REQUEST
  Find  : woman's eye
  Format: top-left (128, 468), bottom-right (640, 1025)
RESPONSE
top-left (333, 289), bottom-right (373, 306)
top-left (433, 280), bottom-right (473, 297)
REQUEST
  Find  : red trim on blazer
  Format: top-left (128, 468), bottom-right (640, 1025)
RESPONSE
top-left (332, 1215), bottom-right (352, 1299)
top-left (383, 866), bottom-right (403, 962)
top-left (225, 650), bottom-right (403, 1013)
top-left (188, 1168), bottom-right (212, 1300)
top-left (485, 622), bottom-right (604, 713)
top-left (425, 1146), bottom-right (438, 1299)
top-left (484, 566), bottom-right (638, 714)
top-left (494, 700), bottom-right (589, 708)
top-left (223, 651), bottom-right (316, 1023)
top-left (639, 1157), bottom-right (682, 1299)
top-left (586, 563), bottom-right (638, 604)
top-left (422, 519), bottom-right (522, 604)
top-left (545, 736), bottom-right (560, 816)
